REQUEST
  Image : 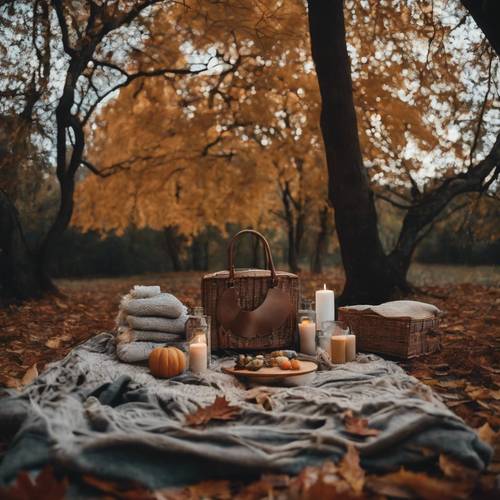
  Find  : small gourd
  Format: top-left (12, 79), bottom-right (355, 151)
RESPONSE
top-left (149, 346), bottom-right (186, 378)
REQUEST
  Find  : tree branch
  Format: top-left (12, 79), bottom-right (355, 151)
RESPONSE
top-left (51, 0), bottom-right (76, 57)
top-left (469, 50), bottom-right (494, 164)
top-left (375, 193), bottom-right (413, 210)
top-left (390, 131), bottom-right (500, 263)
top-left (82, 63), bottom-right (209, 125)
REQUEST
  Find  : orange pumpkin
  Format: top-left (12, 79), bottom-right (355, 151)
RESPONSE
top-left (149, 347), bottom-right (186, 378)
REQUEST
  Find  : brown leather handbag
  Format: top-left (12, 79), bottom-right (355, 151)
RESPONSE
top-left (202, 230), bottom-right (299, 351)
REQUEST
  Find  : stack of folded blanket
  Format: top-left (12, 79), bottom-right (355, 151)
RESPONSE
top-left (115, 285), bottom-right (189, 363)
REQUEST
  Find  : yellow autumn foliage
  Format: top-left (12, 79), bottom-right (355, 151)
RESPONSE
top-left (73, 0), bottom-right (497, 240)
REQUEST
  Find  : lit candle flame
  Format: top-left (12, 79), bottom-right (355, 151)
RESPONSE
top-left (323, 284), bottom-right (326, 290)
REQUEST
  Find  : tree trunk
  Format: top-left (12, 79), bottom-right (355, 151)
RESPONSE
top-left (307, 0), bottom-right (404, 304)
top-left (36, 174), bottom-right (75, 291)
top-left (163, 226), bottom-right (183, 271)
top-left (287, 221), bottom-right (300, 273)
top-left (283, 204), bottom-right (300, 273)
top-left (295, 210), bottom-right (305, 269)
top-left (251, 233), bottom-right (262, 268)
top-left (388, 132), bottom-right (500, 280)
top-left (0, 190), bottom-right (42, 300)
top-left (191, 233), bottom-right (209, 271)
top-left (281, 182), bottom-right (301, 273)
top-left (311, 206), bottom-right (329, 274)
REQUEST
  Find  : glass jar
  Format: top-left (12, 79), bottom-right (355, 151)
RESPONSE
top-left (298, 315), bottom-right (317, 355)
top-left (318, 320), bottom-right (350, 354)
top-left (299, 298), bottom-right (316, 323)
top-left (186, 307), bottom-right (211, 370)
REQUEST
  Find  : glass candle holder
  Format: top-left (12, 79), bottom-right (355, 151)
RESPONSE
top-left (186, 307), bottom-right (211, 370)
top-left (188, 326), bottom-right (208, 373)
top-left (322, 320), bottom-right (356, 364)
top-left (299, 298), bottom-right (316, 323)
top-left (298, 315), bottom-right (316, 355)
top-left (323, 320), bottom-right (350, 337)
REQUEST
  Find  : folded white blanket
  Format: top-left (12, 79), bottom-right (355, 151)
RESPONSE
top-left (116, 340), bottom-right (187, 363)
top-left (344, 300), bottom-right (441, 320)
top-left (116, 327), bottom-right (184, 344)
top-left (126, 314), bottom-right (188, 334)
top-left (130, 285), bottom-right (161, 299)
top-left (120, 293), bottom-right (186, 319)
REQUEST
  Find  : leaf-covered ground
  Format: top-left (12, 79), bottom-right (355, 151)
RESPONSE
top-left (0, 266), bottom-right (499, 498)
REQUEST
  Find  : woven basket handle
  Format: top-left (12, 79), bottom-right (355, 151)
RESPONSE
top-left (227, 229), bottom-right (278, 287)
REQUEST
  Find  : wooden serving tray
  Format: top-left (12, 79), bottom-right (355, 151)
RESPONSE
top-left (222, 360), bottom-right (318, 380)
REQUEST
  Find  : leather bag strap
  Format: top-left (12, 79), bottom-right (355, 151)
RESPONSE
top-left (227, 229), bottom-right (278, 287)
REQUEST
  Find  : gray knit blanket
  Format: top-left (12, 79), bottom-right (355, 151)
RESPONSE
top-left (0, 333), bottom-right (491, 491)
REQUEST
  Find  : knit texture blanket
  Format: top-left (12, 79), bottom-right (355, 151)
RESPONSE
top-left (120, 293), bottom-right (186, 318)
top-left (0, 333), bottom-right (490, 491)
top-left (343, 300), bottom-right (441, 320)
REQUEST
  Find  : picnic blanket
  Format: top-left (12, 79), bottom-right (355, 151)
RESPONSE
top-left (0, 333), bottom-right (491, 492)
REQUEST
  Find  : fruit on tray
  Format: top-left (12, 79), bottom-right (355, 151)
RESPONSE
top-left (233, 351), bottom-right (300, 371)
top-left (270, 350), bottom-right (298, 359)
top-left (278, 358), bottom-right (292, 370)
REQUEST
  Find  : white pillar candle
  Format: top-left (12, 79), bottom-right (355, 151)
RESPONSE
top-left (345, 335), bottom-right (356, 362)
top-left (315, 284), bottom-right (335, 331)
top-left (299, 318), bottom-right (316, 355)
top-left (189, 334), bottom-right (207, 373)
top-left (331, 335), bottom-right (346, 364)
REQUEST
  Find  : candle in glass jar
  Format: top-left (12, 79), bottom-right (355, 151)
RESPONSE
top-left (331, 335), bottom-right (346, 364)
top-left (189, 334), bottom-right (207, 373)
top-left (345, 335), bottom-right (356, 362)
top-left (299, 317), bottom-right (316, 355)
top-left (315, 284), bottom-right (335, 331)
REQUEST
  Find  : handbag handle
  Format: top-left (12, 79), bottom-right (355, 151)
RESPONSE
top-left (227, 229), bottom-right (278, 287)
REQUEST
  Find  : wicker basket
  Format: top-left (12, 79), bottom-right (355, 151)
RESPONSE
top-left (338, 307), bottom-right (441, 359)
top-left (202, 230), bottom-right (299, 351)
top-left (202, 269), bottom-right (299, 351)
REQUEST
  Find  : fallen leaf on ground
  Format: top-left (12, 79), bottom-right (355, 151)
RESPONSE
top-left (0, 465), bottom-right (67, 500)
top-left (445, 399), bottom-right (470, 408)
top-left (437, 379), bottom-right (466, 389)
top-left (476, 422), bottom-right (498, 445)
top-left (367, 468), bottom-right (473, 499)
top-left (185, 395), bottom-right (241, 427)
top-left (343, 410), bottom-right (380, 437)
top-left (45, 338), bottom-right (61, 349)
top-left (338, 444), bottom-right (365, 494)
top-left (3, 377), bottom-right (21, 389)
top-left (244, 387), bottom-right (277, 411)
top-left (83, 474), bottom-right (153, 499)
top-left (184, 480), bottom-right (232, 499)
top-left (234, 475), bottom-right (289, 500)
top-left (20, 363), bottom-right (38, 386)
top-left (466, 385), bottom-right (500, 401)
top-left (439, 454), bottom-right (480, 481)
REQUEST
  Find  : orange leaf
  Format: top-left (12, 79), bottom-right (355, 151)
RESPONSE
top-left (0, 465), bottom-right (67, 500)
top-left (82, 474), bottom-right (153, 499)
top-left (438, 454), bottom-right (479, 481)
top-left (19, 363), bottom-right (38, 388)
top-left (343, 410), bottom-right (380, 437)
top-left (338, 444), bottom-right (365, 494)
top-left (185, 395), bottom-right (241, 427)
top-left (367, 468), bottom-right (473, 500)
top-left (244, 387), bottom-right (278, 411)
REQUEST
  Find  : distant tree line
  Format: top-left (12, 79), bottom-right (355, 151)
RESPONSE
top-left (43, 221), bottom-right (498, 279)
